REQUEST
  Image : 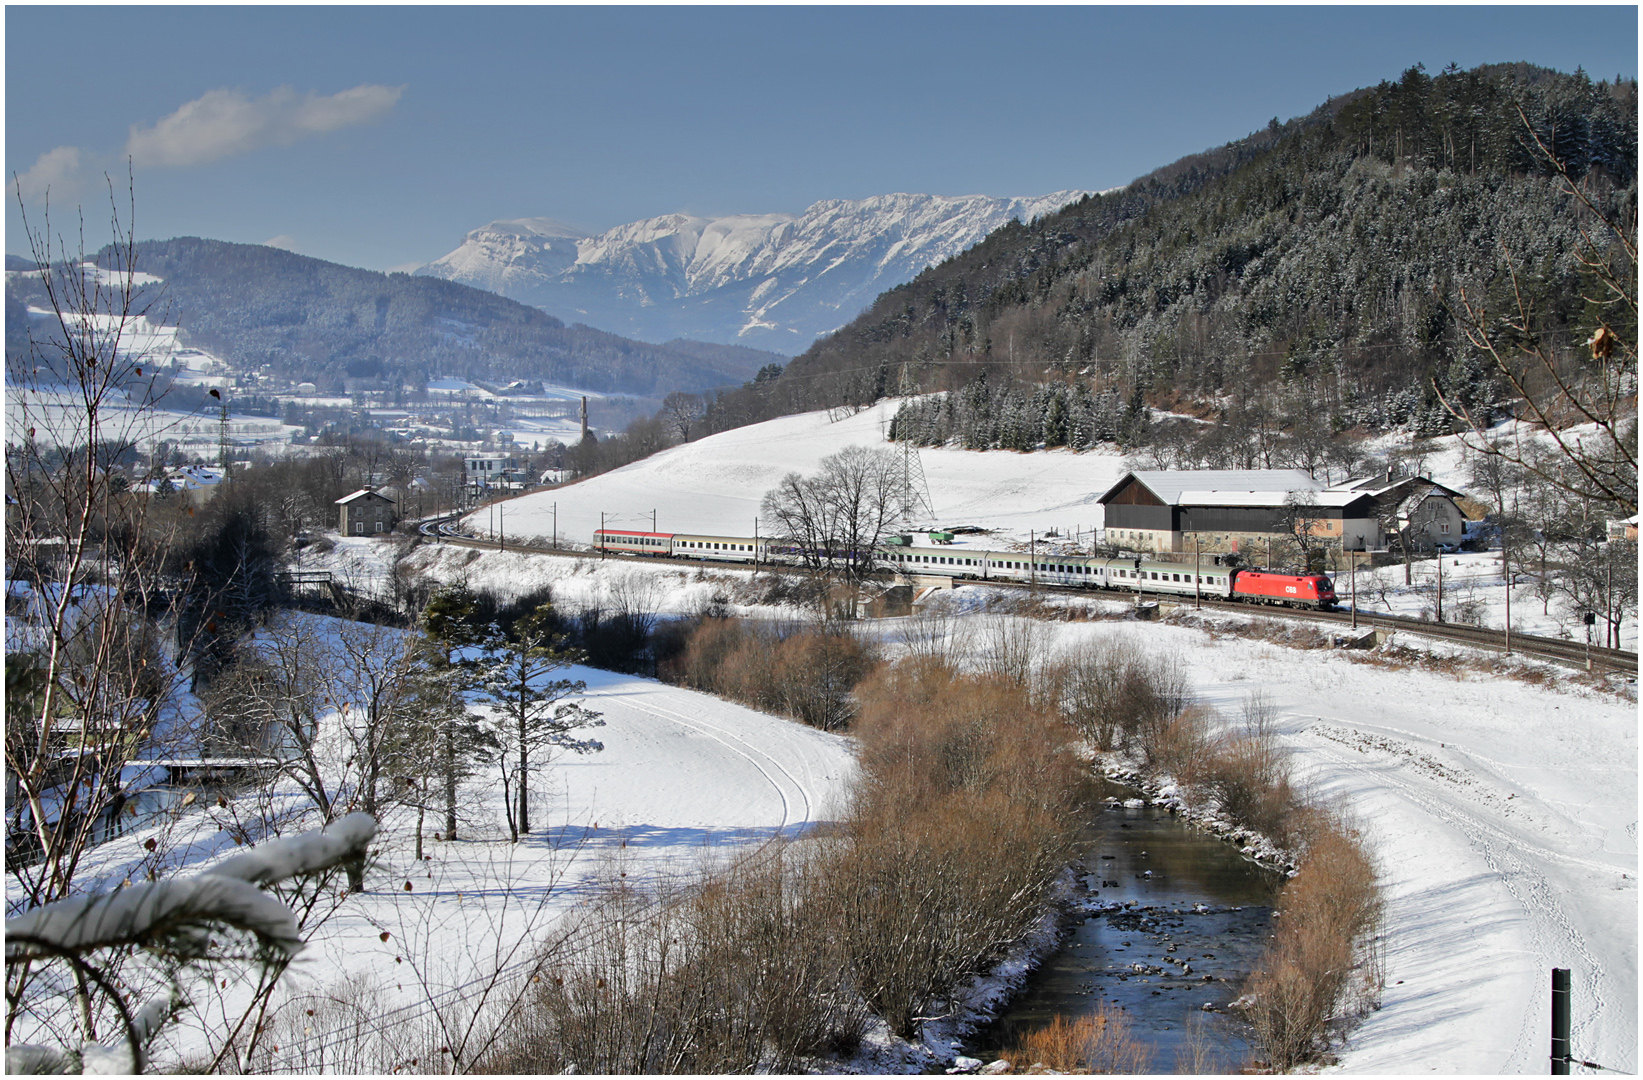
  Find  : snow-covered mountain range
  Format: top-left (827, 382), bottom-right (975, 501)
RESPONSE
top-left (415, 191), bottom-right (1092, 351)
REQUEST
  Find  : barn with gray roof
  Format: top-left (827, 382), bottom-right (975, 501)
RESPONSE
top-left (1098, 469), bottom-right (1468, 556)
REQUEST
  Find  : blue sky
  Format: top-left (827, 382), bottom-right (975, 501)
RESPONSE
top-left (7, 6), bottom-right (1636, 271)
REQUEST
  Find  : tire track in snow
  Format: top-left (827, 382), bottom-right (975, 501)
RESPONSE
top-left (1303, 725), bottom-right (1611, 1072)
top-left (609, 691), bottom-right (815, 833)
top-left (1311, 723), bottom-right (1621, 876)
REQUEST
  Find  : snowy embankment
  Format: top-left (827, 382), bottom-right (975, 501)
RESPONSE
top-left (259, 668), bottom-right (855, 1058)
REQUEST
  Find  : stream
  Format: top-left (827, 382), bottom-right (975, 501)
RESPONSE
top-left (971, 781), bottom-right (1282, 1072)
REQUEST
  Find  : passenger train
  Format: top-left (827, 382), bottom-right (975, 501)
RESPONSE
top-left (592, 528), bottom-right (1338, 610)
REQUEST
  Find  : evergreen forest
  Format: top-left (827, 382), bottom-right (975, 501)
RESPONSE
top-left (688, 63), bottom-right (1636, 456)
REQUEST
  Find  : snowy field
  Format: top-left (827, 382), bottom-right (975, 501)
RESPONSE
top-left (5, 385), bottom-right (299, 455)
top-left (11, 531), bottom-right (1635, 1070)
top-left (1345, 551), bottom-right (1638, 651)
top-left (470, 399), bottom-right (1128, 547)
top-left (9, 650), bottom-right (857, 1068)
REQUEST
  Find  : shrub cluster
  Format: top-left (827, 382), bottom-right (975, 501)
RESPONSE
top-left (661, 617), bottom-right (879, 731)
top-left (1245, 818), bottom-right (1384, 1071)
top-left (485, 848), bottom-right (868, 1074)
top-left (1046, 636), bottom-right (1192, 755)
top-left (834, 658), bottom-right (1090, 1035)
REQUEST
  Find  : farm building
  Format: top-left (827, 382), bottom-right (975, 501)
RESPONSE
top-left (1098, 469), bottom-right (1469, 556)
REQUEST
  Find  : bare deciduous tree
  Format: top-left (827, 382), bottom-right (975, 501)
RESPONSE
top-left (760, 446), bottom-right (902, 614)
top-left (661, 391), bottom-right (705, 443)
top-left (5, 175), bottom-right (208, 914)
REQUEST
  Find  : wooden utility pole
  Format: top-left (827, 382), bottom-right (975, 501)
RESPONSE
top-left (499, 500), bottom-right (505, 551)
top-left (1436, 552), bottom-right (1444, 623)
top-left (552, 502), bottom-right (558, 550)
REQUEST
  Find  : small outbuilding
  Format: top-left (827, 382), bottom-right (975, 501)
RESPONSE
top-left (336, 489), bottom-right (397, 536)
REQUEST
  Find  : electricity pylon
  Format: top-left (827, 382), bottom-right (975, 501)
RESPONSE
top-left (895, 440), bottom-right (935, 529)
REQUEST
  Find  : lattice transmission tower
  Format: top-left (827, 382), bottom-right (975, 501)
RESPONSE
top-left (894, 440), bottom-right (936, 529)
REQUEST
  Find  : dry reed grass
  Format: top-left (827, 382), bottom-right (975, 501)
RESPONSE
top-left (1005, 1006), bottom-right (1154, 1074)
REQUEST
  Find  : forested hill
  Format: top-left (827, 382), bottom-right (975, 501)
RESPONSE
top-left (699, 63), bottom-right (1635, 444)
top-left (15, 238), bottom-right (785, 397)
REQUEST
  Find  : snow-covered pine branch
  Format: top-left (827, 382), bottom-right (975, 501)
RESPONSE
top-left (5, 813), bottom-right (377, 1075)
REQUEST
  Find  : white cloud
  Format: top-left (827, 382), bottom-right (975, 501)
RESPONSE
top-left (10, 146), bottom-right (84, 201)
top-left (125, 84), bottom-right (404, 169)
top-left (263, 235), bottom-right (301, 252)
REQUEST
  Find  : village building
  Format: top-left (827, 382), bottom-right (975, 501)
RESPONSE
top-left (335, 488), bottom-right (398, 536)
top-left (133, 464), bottom-right (225, 508)
top-left (464, 454), bottom-right (531, 493)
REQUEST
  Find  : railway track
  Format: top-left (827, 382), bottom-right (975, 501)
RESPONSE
top-left (412, 520), bottom-right (1638, 676)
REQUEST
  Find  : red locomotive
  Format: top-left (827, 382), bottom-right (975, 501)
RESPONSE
top-left (1230, 570), bottom-right (1338, 609)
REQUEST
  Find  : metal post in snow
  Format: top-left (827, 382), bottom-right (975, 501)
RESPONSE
top-left (1437, 551), bottom-right (1444, 623)
top-left (1551, 967), bottom-right (1571, 1074)
top-left (600, 511), bottom-right (606, 560)
top-left (1194, 535), bottom-right (1201, 609)
top-left (1606, 555), bottom-right (1614, 650)
top-left (1350, 551), bottom-right (1358, 630)
top-left (553, 502), bottom-right (558, 551)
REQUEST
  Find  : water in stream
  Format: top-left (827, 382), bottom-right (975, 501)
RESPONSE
top-left (972, 781), bottom-right (1282, 1072)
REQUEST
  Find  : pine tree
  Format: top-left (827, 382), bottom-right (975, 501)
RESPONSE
top-left (474, 607), bottom-right (603, 842)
